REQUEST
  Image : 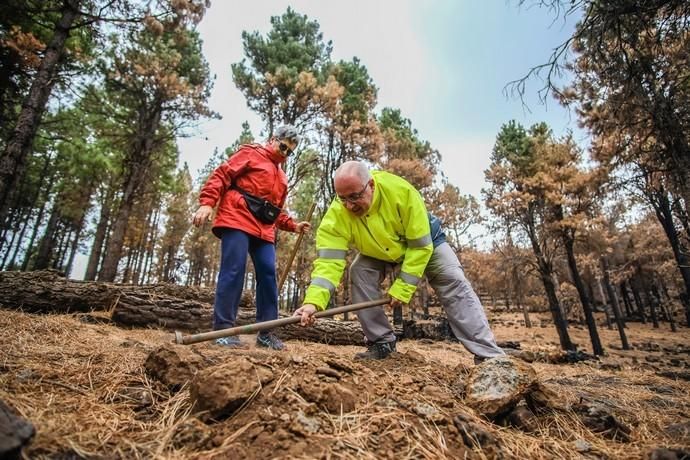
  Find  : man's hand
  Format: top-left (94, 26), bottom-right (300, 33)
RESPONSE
top-left (192, 205), bottom-right (213, 227)
top-left (293, 304), bottom-right (317, 326)
top-left (295, 221), bottom-right (311, 233)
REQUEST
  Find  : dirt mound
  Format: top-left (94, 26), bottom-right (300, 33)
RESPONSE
top-left (142, 345), bottom-right (474, 458)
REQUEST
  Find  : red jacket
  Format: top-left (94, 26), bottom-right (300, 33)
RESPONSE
top-left (199, 143), bottom-right (297, 242)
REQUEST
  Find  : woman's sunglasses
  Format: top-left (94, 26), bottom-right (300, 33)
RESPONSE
top-left (278, 141), bottom-right (294, 156)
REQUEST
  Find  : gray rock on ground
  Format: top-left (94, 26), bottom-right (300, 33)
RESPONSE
top-left (465, 356), bottom-right (539, 418)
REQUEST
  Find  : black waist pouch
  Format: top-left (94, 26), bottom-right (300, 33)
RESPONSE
top-left (232, 185), bottom-right (281, 224)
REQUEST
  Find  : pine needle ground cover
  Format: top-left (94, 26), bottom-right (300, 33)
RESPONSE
top-left (1, 310), bottom-right (689, 459)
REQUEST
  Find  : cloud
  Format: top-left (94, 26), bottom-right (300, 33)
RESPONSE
top-left (436, 137), bottom-right (495, 200)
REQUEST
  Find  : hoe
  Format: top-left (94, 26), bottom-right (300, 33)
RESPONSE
top-left (174, 298), bottom-right (390, 345)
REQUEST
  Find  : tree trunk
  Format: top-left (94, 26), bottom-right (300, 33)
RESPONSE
top-left (525, 216), bottom-right (574, 351)
top-left (279, 321), bottom-right (365, 345)
top-left (84, 187), bottom-right (113, 281)
top-left (143, 206), bottom-right (160, 284)
top-left (563, 231), bottom-right (603, 355)
top-left (650, 187), bottom-right (690, 325)
top-left (7, 205), bottom-right (35, 270)
top-left (601, 257), bottom-right (630, 350)
top-left (0, 0), bottom-right (82, 227)
top-left (0, 270), bottom-right (487, 345)
top-left (21, 161), bottom-right (56, 271)
top-left (33, 206), bottom-right (61, 269)
top-left (651, 283), bottom-right (677, 332)
top-left (619, 282), bottom-right (633, 318)
top-left (99, 105), bottom-right (163, 282)
top-left (630, 276), bottom-right (647, 324)
top-left (597, 278), bottom-right (613, 329)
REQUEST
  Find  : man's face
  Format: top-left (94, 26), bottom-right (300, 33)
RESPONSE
top-left (334, 176), bottom-right (374, 216)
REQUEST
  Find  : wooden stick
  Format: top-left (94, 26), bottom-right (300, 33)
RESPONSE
top-left (278, 201), bottom-right (316, 292)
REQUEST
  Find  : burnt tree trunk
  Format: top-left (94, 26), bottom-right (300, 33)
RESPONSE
top-left (526, 216), bottom-right (575, 351)
top-left (620, 282), bottom-right (633, 319)
top-left (630, 276), bottom-right (647, 323)
top-left (0, 0), bottom-right (82, 228)
top-left (279, 321), bottom-right (365, 345)
top-left (601, 257), bottom-right (630, 350)
top-left (563, 228), bottom-right (603, 355)
top-left (649, 185), bottom-right (690, 326)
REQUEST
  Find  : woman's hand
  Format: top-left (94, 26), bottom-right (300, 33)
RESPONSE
top-left (192, 205), bottom-right (214, 227)
top-left (295, 221), bottom-right (311, 233)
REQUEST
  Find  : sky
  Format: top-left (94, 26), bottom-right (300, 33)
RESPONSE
top-left (178, 0), bottom-right (586, 202)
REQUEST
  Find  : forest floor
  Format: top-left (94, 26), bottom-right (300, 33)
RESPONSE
top-left (1, 308), bottom-right (689, 459)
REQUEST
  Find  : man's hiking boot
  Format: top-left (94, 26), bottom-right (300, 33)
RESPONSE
top-left (256, 332), bottom-right (285, 350)
top-left (474, 355), bottom-right (486, 366)
top-left (354, 341), bottom-right (396, 360)
top-left (215, 336), bottom-right (247, 348)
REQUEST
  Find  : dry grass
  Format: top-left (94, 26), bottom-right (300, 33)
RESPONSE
top-left (1, 309), bottom-right (689, 459)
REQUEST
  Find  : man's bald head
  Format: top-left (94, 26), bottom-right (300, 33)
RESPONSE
top-left (334, 161), bottom-right (370, 187)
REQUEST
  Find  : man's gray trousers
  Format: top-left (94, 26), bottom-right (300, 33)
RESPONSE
top-left (350, 242), bottom-right (504, 359)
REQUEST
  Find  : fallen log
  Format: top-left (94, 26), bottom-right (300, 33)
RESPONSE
top-left (0, 270), bottom-right (114, 312)
top-left (0, 270), bottom-right (471, 345)
top-left (276, 320), bottom-right (365, 345)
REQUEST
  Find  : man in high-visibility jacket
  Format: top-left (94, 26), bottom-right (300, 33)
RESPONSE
top-left (294, 161), bottom-right (505, 361)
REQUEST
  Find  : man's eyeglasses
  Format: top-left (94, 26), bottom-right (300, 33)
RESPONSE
top-left (337, 182), bottom-right (369, 204)
top-left (278, 141), bottom-right (294, 156)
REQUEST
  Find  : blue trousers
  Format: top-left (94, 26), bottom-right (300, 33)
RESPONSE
top-left (213, 229), bottom-right (278, 330)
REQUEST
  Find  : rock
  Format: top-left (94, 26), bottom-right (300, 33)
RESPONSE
top-left (525, 383), bottom-right (567, 413)
top-left (505, 406), bottom-right (537, 432)
top-left (572, 402), bottom-right (632, 442)
top-left (315, 367), bottom-right (341, 380)
top-left (144, 344), bottom-right (211, 391)
top-left (290, 410), bottom-right (321, 434)
top-left (413, 403), bottom-right (444, 422)
top-left (319, 384), bottom-right (356, 414)
top-left (496, 341), bottom-right (521, 350)
top-left (574, 439), bottom-right (591, 453)
top-left (465, 356), bottom-right (539, 418)
top-left (297, 377), bottom-right (357, 414)
top-left (171, 417), bottom-right (212, 449)
top-left (190, 358), bottom-right (274, 421)
top-left (452, 413), bottom-right (501, 455)
top-left (657, 371), bottom-right (690, 382)
top-left (0, 399), bottom-right (35, 460)
top-left (507, 349), bottom-right (537, 363)
top-left (648, 448), bottom-right (690, 460)
top-left (663, 421), bottom-right (690, 444)
top-left (598, 359), bottom-right (623, 371)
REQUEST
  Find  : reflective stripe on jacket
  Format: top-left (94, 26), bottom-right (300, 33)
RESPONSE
top-left (304, 171), bottom-right (433, 310)
top-left (199, 143), bottom-right (296, 243)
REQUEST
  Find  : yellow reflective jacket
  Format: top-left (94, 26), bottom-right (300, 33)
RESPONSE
top-left (303, 171), bottom-right (433, 310)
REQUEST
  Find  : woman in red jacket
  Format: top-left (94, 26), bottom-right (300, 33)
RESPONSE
top-left (192, 125), bottom-right (310, 350)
